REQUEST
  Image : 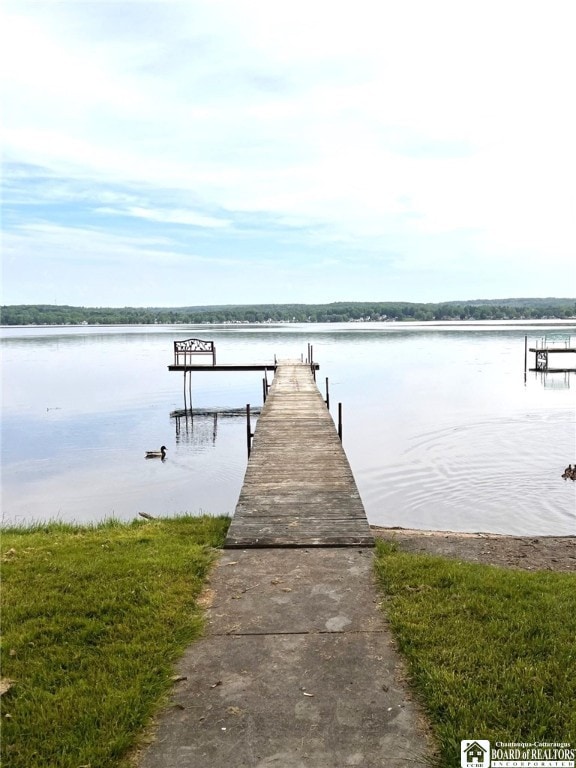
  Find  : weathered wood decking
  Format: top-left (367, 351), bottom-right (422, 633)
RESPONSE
top-left (168, 363), bottom-right (278, 372)
top-left (225, 361), bottom-right (373, 548)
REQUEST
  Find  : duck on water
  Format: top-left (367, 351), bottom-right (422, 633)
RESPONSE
top-left (145, 446), bottom-right (167, 460)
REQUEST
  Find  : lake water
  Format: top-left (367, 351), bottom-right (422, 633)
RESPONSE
top-left (1, 322), bottom-right (575, 535)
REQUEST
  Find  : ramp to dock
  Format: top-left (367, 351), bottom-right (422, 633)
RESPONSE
top-left (225, 361), bottom-right (373, 548)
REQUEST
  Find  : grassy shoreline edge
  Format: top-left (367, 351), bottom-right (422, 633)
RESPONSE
top-left (2, 519), bottom-right (575, 767)
top-left (374, 539), bottom-right (576, 767)
top-left (1, 515), bottom-right (230, 768)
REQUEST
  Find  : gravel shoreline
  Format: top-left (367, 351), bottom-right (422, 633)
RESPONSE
top-left (371, 527), bottom-right (576, 572)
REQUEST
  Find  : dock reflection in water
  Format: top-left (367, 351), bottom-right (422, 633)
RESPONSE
top-left (171, 408), bottom-right (261, 448)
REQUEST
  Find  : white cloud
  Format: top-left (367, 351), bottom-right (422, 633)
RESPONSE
top-left (96, 205), bottom-right (232, 228)
top-left (3, 222), bottom-right (189, 265)
top-left (1, 0), bottom-right (575, 304)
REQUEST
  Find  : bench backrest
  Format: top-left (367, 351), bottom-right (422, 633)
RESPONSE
top-left (174, 338), bottom-right (216, 366)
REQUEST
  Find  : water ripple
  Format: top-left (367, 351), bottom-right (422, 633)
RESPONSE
top-left (362, 411), bottom-right (576, 535)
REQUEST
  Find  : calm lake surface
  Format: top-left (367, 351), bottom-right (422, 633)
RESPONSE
top-left (1, 322), bottom-right (575, 535)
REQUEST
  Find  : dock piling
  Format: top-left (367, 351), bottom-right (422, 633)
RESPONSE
top-left (246, 404), bottom-right (253, 457)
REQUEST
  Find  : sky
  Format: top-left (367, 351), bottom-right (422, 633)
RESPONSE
top-left (1, 0), bottom-right (575, 307)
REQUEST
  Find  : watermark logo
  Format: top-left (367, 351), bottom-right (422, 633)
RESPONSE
top-left (461, 740), bottom-right (575, 767)
top-left (461, 740), bottom-right (491, 767)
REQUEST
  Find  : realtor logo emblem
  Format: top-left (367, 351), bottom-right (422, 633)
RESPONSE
top-left (462, 740), bottom-right (491, 767)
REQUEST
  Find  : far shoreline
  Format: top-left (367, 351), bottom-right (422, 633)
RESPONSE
top-left (2, 317), bottom-right (576, 330)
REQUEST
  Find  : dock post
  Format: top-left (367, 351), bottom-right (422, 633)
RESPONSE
top-left (262, 377), bottom-right (267, 403)
top-left (325, 377), bottom-right (330, 409)
top-left (524, 336), bottom-right (528, 382)
top-left (338, 402), bottom-right (343, 442)
top-left (246, 404), bottom-right (252, 457)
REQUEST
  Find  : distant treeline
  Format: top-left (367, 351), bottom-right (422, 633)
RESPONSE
top-left (1, 299), bottom-right (575, 326)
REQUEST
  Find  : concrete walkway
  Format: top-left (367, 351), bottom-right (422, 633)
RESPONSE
top-left (137, 548), bottom-right (434, 768)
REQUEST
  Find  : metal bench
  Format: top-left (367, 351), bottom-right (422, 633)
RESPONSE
top-left (173, 338), bottom-right (216, 366)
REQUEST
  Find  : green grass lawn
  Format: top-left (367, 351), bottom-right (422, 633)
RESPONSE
top-left (1, 515), bottom-right (230, 768)
top-left (3, 521), bottom-right (574, 768)
top-left (374, 540), bottom-right (576, 768)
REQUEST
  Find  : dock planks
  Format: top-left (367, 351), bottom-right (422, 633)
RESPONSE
top-left (225, 361), bottom-right (373, 548)
top-left (168, 363), bottom-right (276, 372)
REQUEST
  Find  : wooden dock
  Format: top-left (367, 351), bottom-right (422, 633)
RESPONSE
top-left (167, 336), bottom-right (320, 373)
top-left (528, 340), bottom-right (576, 373)
top-left (168, 363), bottom-right (279, 372)
top-left (225, 361), bottom-right (373, 549)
